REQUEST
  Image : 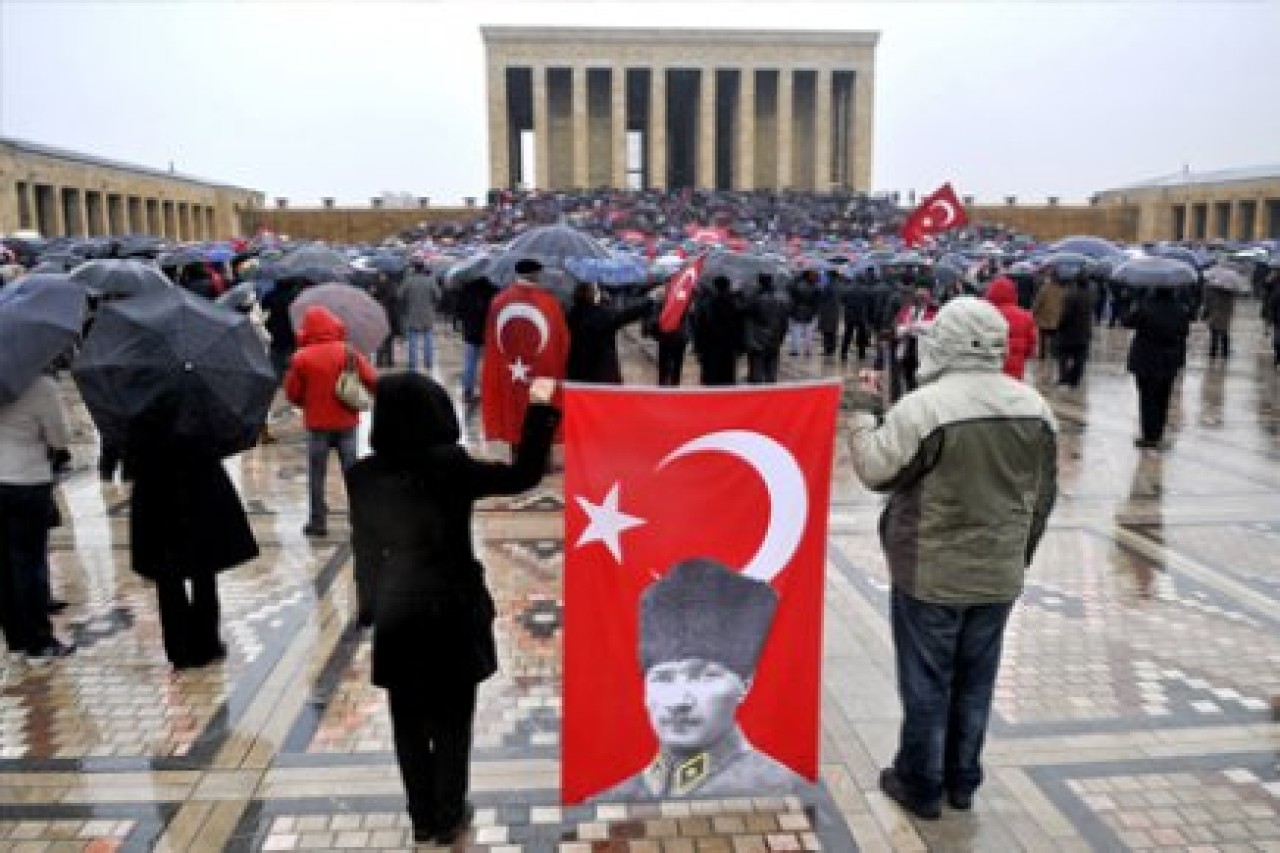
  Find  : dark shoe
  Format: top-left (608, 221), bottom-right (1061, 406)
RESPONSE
top-left (948, 789), bottom-right (974, 810)
top-left (46, 598), bottom-right (68, 615)
top-left (26, 639), bottom-right (75, 665)
top-left (879, 768), bottom-right (941, 820)
top-left (434, 801), bottom-right (475, 845)
top-left (302, 523), bottom-right (328, 537)
top-left (1134, 438), bottom-right (1160, 449)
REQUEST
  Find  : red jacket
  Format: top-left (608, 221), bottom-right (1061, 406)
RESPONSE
top-left (985, 277), bottom-right (1037, 380)
top-left (285, 306), bottom-right (378, 431)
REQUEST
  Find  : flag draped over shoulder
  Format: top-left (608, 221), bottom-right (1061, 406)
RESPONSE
top-left (480, 282), bottom-right (569, 444)
top-left (658, 255), bottom-right (705, 333)
top-left (901, 182), bottom-right (969, 247)
top-left (561, 382), bottom-right (841, 804)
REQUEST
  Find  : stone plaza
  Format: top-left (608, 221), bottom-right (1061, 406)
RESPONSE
top-left (1, 311), bottom-right (1277, 851)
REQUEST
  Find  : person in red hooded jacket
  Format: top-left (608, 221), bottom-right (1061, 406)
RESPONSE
top-left (285, 306), bottom-right (377, 537)
top-left (984, 277), bottom-right (1037, 380)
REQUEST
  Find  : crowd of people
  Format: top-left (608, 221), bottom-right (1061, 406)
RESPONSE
top-left (2, 186), bottom-right (1279, 837)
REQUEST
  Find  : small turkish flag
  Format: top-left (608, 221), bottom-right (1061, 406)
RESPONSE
top-left (480, 283), bottom-right (569, 444)
top-left (902, 182), bottom-right (969, 247)
top-left (657, 255), bottom-right (705, 334)
top-left (562, 381), bottom-right (841, 804)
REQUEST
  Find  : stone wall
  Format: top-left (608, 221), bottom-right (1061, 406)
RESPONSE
top-left (970, 203), bottom-right (1140, 242)
top-left (241, 207), bottom-right (485, 244)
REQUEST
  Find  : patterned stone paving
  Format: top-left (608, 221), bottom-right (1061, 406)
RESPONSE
top-left (0, 316), bottom-right (1277, 850)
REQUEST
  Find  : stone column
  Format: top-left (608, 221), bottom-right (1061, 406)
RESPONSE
top-left (698, 67), bottom-right (716, 189)
top-left (1256, 197), bottom-right (1268, 240)
top-left (736, 69), bottom-right (755, 191)
top-left (814, 68), bottom-right (833, 193)
top-left (611, 66), bottom-right (628, 189)
top-left (572, 66), bottom-right (590, 190)
top-left (852, 66), bottom-right (875, 192)
top-left (776, 68), bottom-right (793, 189)
top-left (76, 189), bottom-right (90, 237)
top-left (532, 65), bottom-right (550, 190)
top-left (15, 182), bottom-right (33, 231)
top-left (488, 61), bottom-right (509, 190)
top-left (650, 67), bottom-right (667, 189)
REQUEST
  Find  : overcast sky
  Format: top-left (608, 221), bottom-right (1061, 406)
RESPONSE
top-left (2, 1), bottom-right (1277, 205)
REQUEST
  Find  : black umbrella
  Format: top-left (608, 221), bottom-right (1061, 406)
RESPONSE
top-left (699, 250), bottom-right (791, 296)
top-left (214, 281), bottom-right (259, 312)
top-left (1049, 235), bottom-right (1125, 260)
top-left (35, 252), bottom-right (83, 273)
top-left (486, 224), bottom-right (611, 286)
top-left (70, 259), bottom-right (173, 300)
top-left (365, 252), bottom-right (409, 275)
top-left (72, 287), bottom-right (276, 459)
top-left (1110, 256), bottom-right (1198, 288)
top-left (0, 273), bottom-right (87, 405)
top-left (1037, 251), bottom-right (1093, 280)
top-left (1149, 244), bottom-right (1208, 271)
top-left (157, 247), bottom-right (206, 268)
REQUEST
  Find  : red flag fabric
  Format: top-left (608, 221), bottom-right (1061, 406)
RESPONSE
top-left (657, 256), bottom-right (704, 334)
top-left (480, 282), bottom-right (569, 444)
top-left (901, 182), bottom-right (969, 247)
top-left (562, 382), bottom-right (841, 804)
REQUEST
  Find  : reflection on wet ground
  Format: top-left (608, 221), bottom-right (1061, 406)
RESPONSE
top-left (3, 311), bottom-right (1278, 850)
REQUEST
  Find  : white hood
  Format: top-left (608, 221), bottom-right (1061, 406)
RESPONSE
top-left (917, 296), bottom-right (1009, 383)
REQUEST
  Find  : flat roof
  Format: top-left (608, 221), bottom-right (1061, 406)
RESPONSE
top-left (1, 136), bottom-right (262, 194)
top-left (1102, 164), bottom-right (1280, 193)
top-left (481, 26), bottom-right (879, 47)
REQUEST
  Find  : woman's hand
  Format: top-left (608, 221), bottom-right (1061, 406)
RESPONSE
top-left (529, 377), bottom-right (556, 404)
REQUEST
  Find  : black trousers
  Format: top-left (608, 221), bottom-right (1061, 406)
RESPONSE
top-left (657, 338), bottom-right (687, 386)
top-left (1136, 374), bottom-right (1176, 443)
top-left (388, 682), bottom-right (478, 834)
top-left (840, 321), bottom-right (869, 361)
top-left (1209, 330), bottom-right (1230, 358)
top-left (0, 484), bottom-right (55, 654)
top-left (746, 351), bottom-right (779, 383)
top-left (699, 354), bottom-right (738, 386)
top-left (1056, 346), bottom-right (1088, 387)
top-left (155, 574), bottom-right (221, 666)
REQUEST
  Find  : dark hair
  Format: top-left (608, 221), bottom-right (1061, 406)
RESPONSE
top-left (370, 373), bottom-right (460, 465)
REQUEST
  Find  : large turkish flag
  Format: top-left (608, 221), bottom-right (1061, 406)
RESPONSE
top-left (901, 182), bottom-right (970, 247)
top-left (480, 282), bottom-right (569, 444)
top-left (562, 382), bottom-right (841, 803)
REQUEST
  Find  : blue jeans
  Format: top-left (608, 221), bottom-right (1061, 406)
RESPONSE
top-left (890, 588), bottom-right (1013, 805)
top-left (461, 342), bottom-right (483, 400)
top-left (307, 429), bottom-right (358, 528)
top-left (404, 327), bottom-right (434, 372)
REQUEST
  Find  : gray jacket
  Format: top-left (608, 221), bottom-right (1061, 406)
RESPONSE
top-left (398, 272), bottom-right (441, 330)
top-left (848, 297), bottom-right (1059, 604)
top-left (0, 375), bottom-right (70, 485)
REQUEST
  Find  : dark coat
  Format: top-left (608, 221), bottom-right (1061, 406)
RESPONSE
top-left (1055, 284), bottom-right (1094, 350)
top-left (691, 290), bottom-right (744, 375)
top-left (347, 374), bottom-right (559, 689)
top-left (1125, 292), bottom-right (1191, 379)
top-left (742, 287), bottom-right (790, 354)
top-left (456, 278), bottom-right (498, 346)
top-left (129, 445), bottom-right (258, 582)
top-left (815, 281), bottom-right (842, 335)
top-left (567, 298), bottom-right (651, 384)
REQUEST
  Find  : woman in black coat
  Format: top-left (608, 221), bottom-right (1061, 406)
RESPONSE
top-left (566, 282), bottom-right (652, 384)
top-left (346, 373), bottom-right (559, 846)
top-left (128, 402), bottom-right (259, 669)
top-left (1055, 274), bottom-right (1094, 388)
top-left (1124, 288), bottom-right (1191, 449)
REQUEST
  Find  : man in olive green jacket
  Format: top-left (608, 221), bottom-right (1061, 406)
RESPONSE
top-left (847, 296), bottom-right (1058, 820)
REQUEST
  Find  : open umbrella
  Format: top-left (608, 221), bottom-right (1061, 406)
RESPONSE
top-left (70, 259), bottom-right (173, 300)
top-left (288, 283), bottom-right (389, 354)
top-left (1049, 235), bottom-right (1125, 260)
top-left (1203, 265), bottom-right (1252, 294)
top-left (1037, 251), bottom-right (1093, 280)
top-left (72, 287), bottom-right (275, 459)
top-left (0, 273), bottom-right (87, 405)
top-left (1110, 256), bottom-right (1198, 288)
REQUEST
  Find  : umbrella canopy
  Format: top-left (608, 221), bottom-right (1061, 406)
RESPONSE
top-left (486, 224), bottom-right (610, 286)
top-left (1203, 265), bottom-right (1252, 294)
top-left (157, 247), bottom-right (205, 268)
top-left (1149, 244), bottom-right (1208, 271)
top-left (72, 287), bottom-right (276, 459)
top-left (699, 251), bottom-right (791, 296)
top-left (0, 273), bottom-right (87, 405)
top-left (288, 283), bottom-right (389, 354)
top-left (1110, 256), bottom-right (1198, 288)
top-left (1037, 251), bottom-right (1093, 280)
top-left (365, 251), bottom-right (409, 275)
top-left (214, 281), bottom-right (260, 312)
top-left (1049, 235), bottom-right (1125, 260)
top-left (70, 259), bottom-right (173, 300)
top-left (274, 244), bottom-right (351, 284)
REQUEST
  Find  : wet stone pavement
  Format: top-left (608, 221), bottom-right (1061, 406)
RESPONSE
top-left (3, 310), bottom-right (1278, 851)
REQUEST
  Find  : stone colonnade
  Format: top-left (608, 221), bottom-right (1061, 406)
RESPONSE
top-left (483, 27), bottom-right (878, 193)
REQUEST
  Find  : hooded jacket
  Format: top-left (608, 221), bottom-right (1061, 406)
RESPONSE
top-left (284, 306), bottom-right (377, 431)
top-left (847, 297), bottom-right (1058, 605)
top-left (345, 373), bottom-right (560, 688)
top-left (984, 277), bottom-right (1037, 379)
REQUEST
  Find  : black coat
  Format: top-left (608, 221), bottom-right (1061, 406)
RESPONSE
top-left (347, 400), bottom-right (559, 689)
top-left (742, 288), bottom-right (790, 354)
top-left (1055, 285), bottom-right (1094, 350)
top-left (456, 278), bottom-right (498, 346)
top-left (129, 450), bottom-right (258, 582)
top-left (1125, 293), bottom-right (1191, 379)
top-left (567, 298), bottom-right (651, 384)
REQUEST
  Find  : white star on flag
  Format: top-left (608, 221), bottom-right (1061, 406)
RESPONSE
top-left (508, 357), bottom-right (531, 383)
top-left (575, 482), bottom-right (647, 563)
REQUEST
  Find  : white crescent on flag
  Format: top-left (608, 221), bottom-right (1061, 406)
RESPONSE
top-left (495, 303), bottom-right (550, 355)
top-left (658, 429), bottom-right (808, 583)
top-left (927, 198), bottom-right (958, 228)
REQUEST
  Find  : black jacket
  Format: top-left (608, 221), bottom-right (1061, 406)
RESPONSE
top-left (742, 288), bottom-right (790, 354)
top-left (1055, 285), bottom-right (1094, 350)
top-left (347, 375), bottom-right (558, 689)
top-left (1125, 293), bottom-right (1191, 379)
top-left (567, 298), bottom-right (651, 383)
top-left (456, 278), bottom-right (498, 346)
